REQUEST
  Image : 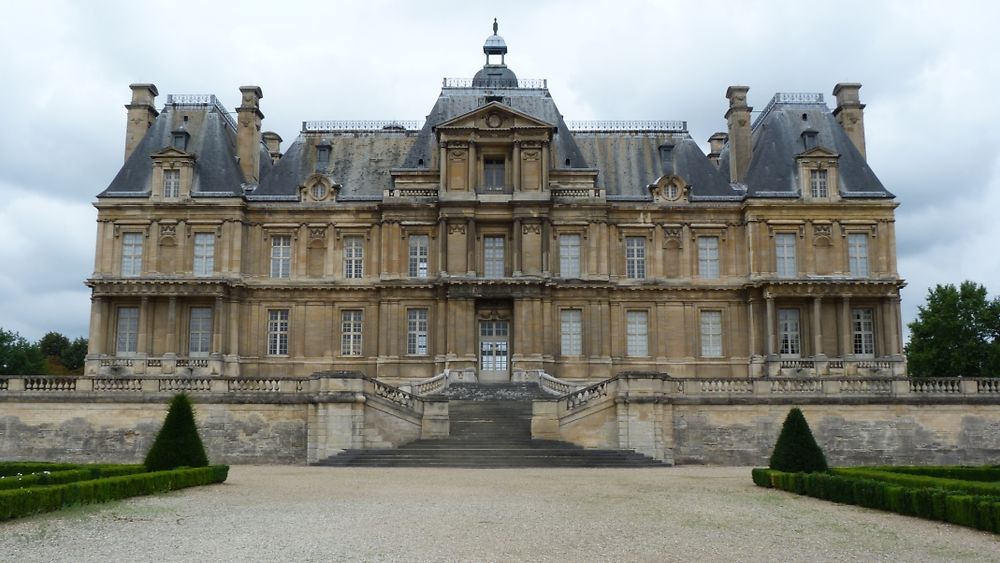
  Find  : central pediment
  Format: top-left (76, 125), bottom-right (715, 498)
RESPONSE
top-left (434, 101), bottom-right (555, 133)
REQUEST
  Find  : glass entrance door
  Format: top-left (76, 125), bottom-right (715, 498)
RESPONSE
top-left (479, 320), bottom-right (510, 381)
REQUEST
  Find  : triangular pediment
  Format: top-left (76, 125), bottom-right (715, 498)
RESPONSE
top-left (151, 146), bottom-right (195, 159)
top-left (796, 146), bottom-right (839, 159)
top-left (434, 101), bottom-right (555, 131)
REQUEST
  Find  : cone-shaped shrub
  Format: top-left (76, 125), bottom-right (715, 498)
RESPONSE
top-left (769, 407), bottom-right (828, 473)
top-left (144, 394), bottom-right (208, 471)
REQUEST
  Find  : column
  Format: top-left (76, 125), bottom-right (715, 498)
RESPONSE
top-left (227, 299), bottom-right (240, 358)
top-left (541, 219), bottom-right (550, 274)
top-left (467, 142), bottom-right (477, 191)
top-left (885, 297), bottom-right (900, 356)
top-left (812, 297), bottom-right (823, 357)
top-left (466, 218), bottom-right (477, 275)
top-left (439, 144), bottom-right (447, 190)
top-left (512, 218), bottom-right (522, 275)
top-left (137, 296), bottom-right (150, 354)
top-left (88, 296), bottom-right (105, 354)
top-left (765, 296), bottom-right (776, 357)
top-left (840, 296), bottom-right (851, 357)
top-left (747, 298), bottom-right (758, 357)
top-left (438, 217), bottom-right (447, 275)
top-left (213, 296), bottom-right (224, 354)
top-left (512, 141), bottom-right (521, 191)
top-left (166, 296), bottom-right (177, 354)
top-left (541, 144), bottom-right (549, 190)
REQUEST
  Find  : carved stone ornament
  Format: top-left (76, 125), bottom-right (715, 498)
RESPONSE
top-left (159, 224), bottom-right (177, 239)
top-left (448, 224), bottom-right (467, 235)
top-left (813, 224), bottom-right (832, 238)
top-left (522, 223), bottom-right (541, 235)
top-left (309, 227), bottom-right (327, 240)
top-left (486, 112), bottom-right (503, 128)
top-left (522, 150), bottom-right (540, 161)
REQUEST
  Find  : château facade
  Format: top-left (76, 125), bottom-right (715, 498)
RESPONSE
top-left (85, 28), bottom-right (905, 384)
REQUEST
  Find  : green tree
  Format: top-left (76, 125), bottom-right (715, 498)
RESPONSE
top-left (0, 328), bottom-right (45, 375)
top-left (144, 394), bottom-right (209, 471)
top-left (906, 281), bottom-right (1000, 378)
top-left (61, 337), bottom-right (89, 374)
top-left (38, 332), bottom-right (70, 358)
top-left (769, 407), bottom-right (829, 473)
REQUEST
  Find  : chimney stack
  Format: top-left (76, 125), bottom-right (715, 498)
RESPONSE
top-left (124, 83), bottom-right (159, 161)
top-left (236, 85), bottom-right (264, 184)
top-left (725, 86), bottom-right (752, 183)
top-left (833, 82), bottom-right (866, 159)
top-left (707, 132), bottom-right (728, 167)
top-left (262, 131), bottom-right (283, 164)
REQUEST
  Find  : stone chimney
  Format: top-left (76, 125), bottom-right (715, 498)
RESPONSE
top-left (236, 86), bottom-right (264, 184)
top-left (262, 131), bottom-right (283, 164)
top-left (833, 83), bottom-right (866, 159)
top-left (707, 132), bottom-right (728, 167)
top-left (124, 83), bottom-right (159, 161)
top-left (725, 86), bottom-right (752, 183)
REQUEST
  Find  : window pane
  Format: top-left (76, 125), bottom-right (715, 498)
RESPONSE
top-left (560, 309), bottom-right (582, 356)
top-left (852, 308), bottom-right (875, 356)
top-left (810, 169), bottom-right (828, 198)
top-left (407, 309), bottom-right (428, 355)
top-left (698, 236), bottom-right (720, 279)
top-left (189, 307), bottom-right (212, 357)
top-left (778, 309), bottom-right (801, 356)
top-left (341, 310), bottom-right (363, 356)
top-left (775, 233), bottom-right (796, 278)
top-left (121, 233), bottom-right (143, 277)
top-left (625, 236), bottom-right (646, 279)
top-left (484, 158), bottom-right (505, 188)
top-left (344, 237), bottom-right (364, 279)
top-left (408, 235), bottom-right (429, 278)
top-left (848, 234), bottom-right (869, 277)
top-left (270, 236), bottom-right (291, 279)
top-left (163, 169), bottom-right (180, 198)
top-left (115, 307), bottom-right (139, 355)
top-left (193, 233), bottom-right (215, 277)
top-left (484, 236), bottom-right (505, 278)
top-left (267, 309), bottom-right (289, 356)
top-left (626, 310), bottom-right (648, 357)
top-left (559, 234), bottom-right (581, 278)
top-left (700, 311), bottom-right (722, 358)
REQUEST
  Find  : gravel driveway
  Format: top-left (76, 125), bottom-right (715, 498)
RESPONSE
top-left (2, 465), bottom-right (997, 562)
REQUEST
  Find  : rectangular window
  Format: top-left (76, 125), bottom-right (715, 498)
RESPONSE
top-left (559, 234), bottom-right (581, 278)
top-left (626, 310), bottom-right (648, 357)
top-left (341, 310), bottom-right (363, 356)
top-left (810, 169), bottom-right (828, 198)
top-left (778, 308), bottom-right (801, 357)
top-left (560, 309), bottom-right (583, 356)
top-left (700, 311), bottom-right (723, 358)
top-left (344, 236), bottom-right (364, 279)
top-left (270, 235), bottom-right (291, 279)
top-left (121, 232), bottom-right (143, 277)
top-left (188, 307), bottom-right (212, 357)
top-left (408, 235), bottom-right (429, 278)
top-left (163, 169), bottom-right (180, 198)
top-left (625, 236), bottom-right (646, 279)
top-left (115, 307), bottom-right (139, 355)
top-left (698, 236), bottom-right (720, 279)
top-left (775, 233), bottom-right (796, 278)
top-left (484, 236), bottom-right (505, 278)
top-left (852, 308), bottom-right (875, 356)
top-left (267, 309), bottom-right (289, 356)
top-left (483, 157), bottom-right (505, 188)
top-left (848, 233), bottom-right (869, 277)
top-left (193, 233), bottom-right (215, 277)
top-left (407, 309), bottom-right (429, 355)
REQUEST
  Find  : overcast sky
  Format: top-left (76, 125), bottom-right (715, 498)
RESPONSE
top-left (1, 0), bottom-right (997, 342)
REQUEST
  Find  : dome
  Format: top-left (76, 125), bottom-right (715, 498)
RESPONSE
top-left (484, 33), bottom-right (507, 56)
top-left (472, 65), bottom-right (518, 88)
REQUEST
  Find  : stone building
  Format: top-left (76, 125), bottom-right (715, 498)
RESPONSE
top-left (85, 26), bottom-right (905, 384)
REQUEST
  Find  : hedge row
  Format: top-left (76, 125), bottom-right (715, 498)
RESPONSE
top-left (0, 462), bottom-right (82, 477)
top-left (0, 465), bottom-right (146, 491)
top-left (831, 468), bottom-right (1000, 497)
top-left (752, 468), bottom-right (1000, 533)
top-left (865, 465), bottom-right (1000, 483)
top-left (0, 465), bottom-right (229, 521)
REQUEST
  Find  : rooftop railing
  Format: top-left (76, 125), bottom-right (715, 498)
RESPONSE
top-left (302, 120), bottom-right (423, 132)
top-left (443, 77), bottom-right (548, 89)
top-left (567, 120), bottom-right (688, 133)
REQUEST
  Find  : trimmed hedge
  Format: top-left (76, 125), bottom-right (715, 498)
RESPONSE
top-left (831, 468), bottom-right (1000, 497)
top-left (866, 465), bottom-right (1000, 482)
top-left (0, 465), bottom-right (229, 521)
top-left (768, 408), bottom-right (828, 473)
top-left (752, 468), bottom-right (1000, 533)
top-left (0, 462), bottom-right (82, 477)
top-left (0, 465), bottom-right (146, 491)
top-left (144, 393), bottom-right (209, 471)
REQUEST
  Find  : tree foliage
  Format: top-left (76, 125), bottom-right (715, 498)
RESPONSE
top-left (0, 328), bottom-right (87, 375)
top-left (144, 394), bottom-right (209, 471)
top-left (906, 281), bottom-right (1000, 378)
top-left (769, 407), bottom-right (829, 473)
top-left (0, 328), bottom-right (45, 375)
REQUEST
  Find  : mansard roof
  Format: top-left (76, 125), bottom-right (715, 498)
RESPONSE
top-left (719, 93), bottom-right (893, 199)
top-left (100, 96), bottom-right (273, 198)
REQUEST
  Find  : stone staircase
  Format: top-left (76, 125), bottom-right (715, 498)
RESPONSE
top-left (314, 383), bottom-right (666, 468)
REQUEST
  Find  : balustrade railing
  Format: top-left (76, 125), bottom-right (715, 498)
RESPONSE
top-left (159, 378), bottom-right (213, 393)
top-left (780, 360), bottom-right (815, 370)
top-left (564, 378), bottom-right (616, 411)
top-left (372, 380), bottom-right (416, 410)
top-left (93, 378), bottom-right (142, 392)
top-left (910, 378), bottom-right (962, 394)
top-left (979, 379), bottom-right (1000, 394)
top-left (539, 372), bottom-right (581, 396)
top-left (838, 378), bottom-right (892, 394)
top-left (770, 379), bottom-right (822, 394)
top-left (228, 378), bottom-right (281, 393)
top-left (410, 372), bottom-right (447, 396)
top-left (699, 379), bottom-right (752, 394)
top-left (25, 377), bottom-right (76, 392)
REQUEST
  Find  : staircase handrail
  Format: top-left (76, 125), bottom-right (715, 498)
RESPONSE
top-left (563, 375), bottom-right (622, 410)
top-left (409, 371), bottom-right (449, 396)
top-left (537, 372), bottom-right (585, 396)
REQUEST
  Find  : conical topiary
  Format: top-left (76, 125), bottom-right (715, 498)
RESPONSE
top-left (768, 407), bottom-right (828, 473)
top-left (144, 393), bottom-right (209, 471)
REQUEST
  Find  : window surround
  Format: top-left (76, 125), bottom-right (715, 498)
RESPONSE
top-left (406, 308), bottom-right (430, 356)
top-left (120, 231), bottom-right (144, 277)
top-left (115, 306), bottom-right (140, 356)
top-left (699, 309), bottom-right (723, 358)
top-left (188, 306), bottom-right (213, 357)
top-left (625, 309), bottom-right (649, 358)
top-left (797, 151), bottom-right (840, 202)
top-left (851, 307), bottom-right (876, 357)
top-left (560, 308), bottom-right (584, 357)
top-left (778, 308), bottom-right (802, 358)
top-left (343, 236), bottom-right (365, 279)
top-left (192, 231), bottom-right (215, 277)
top-left (266, 309), bottom-right (290, 356)
top-left (340, 309), bottom-right (363, 357)
top-left (773, 232), bottom-right (798, 278)
top-left (846, 231), bottom-right (871, 278)
top-left (268, 233), bottom-right (293, 279)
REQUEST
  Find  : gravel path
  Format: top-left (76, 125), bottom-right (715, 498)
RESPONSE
top-left (2, 465), bottom-right (997, 562)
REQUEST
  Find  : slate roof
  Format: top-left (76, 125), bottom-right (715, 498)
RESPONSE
top-left (718, 94), bottom-right (893, 199)
top-left (99, 98), bottom-right (272, 198)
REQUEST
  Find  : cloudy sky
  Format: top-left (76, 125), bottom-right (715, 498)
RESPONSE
top-left (1, 0), bottom-right (997, 342)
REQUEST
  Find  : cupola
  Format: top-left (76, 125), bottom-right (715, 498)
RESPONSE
top-left (472, 19), bottom-right (518, 88)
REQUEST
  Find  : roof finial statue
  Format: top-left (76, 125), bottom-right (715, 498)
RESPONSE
top-left (493, 18), bottom-right (498, 35)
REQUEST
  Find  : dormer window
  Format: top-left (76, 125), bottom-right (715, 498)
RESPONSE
top-left (316, 143), bottom-right (331, 172)
top-left (311, 184), bottom-right (327, 200)
top-left (163, 169), bottom-right (180, 198)
top-left (172, 132), bottom-right (188, 151)
top-left (810, 169), bottom-right (828, 198)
